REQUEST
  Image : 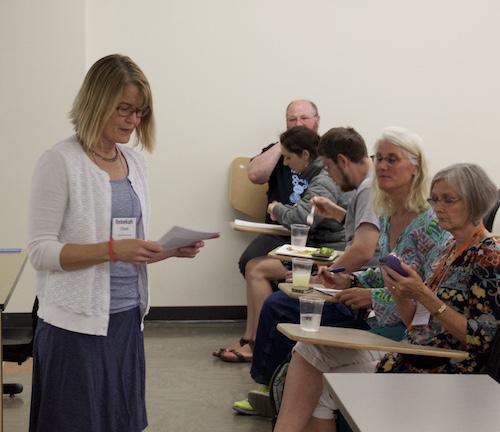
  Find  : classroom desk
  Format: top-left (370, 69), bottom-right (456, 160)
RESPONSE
top-left (230, 221), bottom-right (290, 236)
top-left (0, 251), bottom-right (27, 431)
top-left (278, 283), bottom-right (338, 302)
top-left (276, 323), bottom-right (468, 359)
top-left (324, 374), bottom-right (500, 432)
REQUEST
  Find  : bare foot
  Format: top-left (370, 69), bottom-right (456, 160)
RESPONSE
top-left (219, 342), bottom-right (253, 363)
top-left (212, 337), bottom-right (251, 358)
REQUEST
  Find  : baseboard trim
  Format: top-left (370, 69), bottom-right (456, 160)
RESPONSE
top-left (145, 306), bottom-right (247, 321)
top-left (3, 306), bottom-right (247, 327)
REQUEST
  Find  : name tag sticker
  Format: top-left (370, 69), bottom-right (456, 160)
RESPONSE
top-left (411, 301), bottom-right (431, 327)
top-left (112, 218), bottom-right (137, 240)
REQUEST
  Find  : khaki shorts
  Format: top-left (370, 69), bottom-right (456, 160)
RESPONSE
top-left (294, 341), bottom-right (384, 420)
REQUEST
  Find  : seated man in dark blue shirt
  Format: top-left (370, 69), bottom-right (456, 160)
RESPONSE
top-left (214, 100), bottom-right (322, 362)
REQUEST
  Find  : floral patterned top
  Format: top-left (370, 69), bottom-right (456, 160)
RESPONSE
top-left (377, 236), bottom-right (500, 373)
top-left (355, 208), bottom-right (451, 327)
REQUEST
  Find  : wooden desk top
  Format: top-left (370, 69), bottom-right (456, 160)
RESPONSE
top-left (0, 251), bottom-right (27, 311)
top-left (324, 374), bottom-right (500, 432)
top-left (277, 323), bottom-right (469, 359)
top-left (230, 221), bottom-right (290, 236)
top-left (278, 283), bottom-right (339, 303)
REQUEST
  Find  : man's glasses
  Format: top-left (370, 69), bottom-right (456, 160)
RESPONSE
top-left (287, 115), bottom-right (317, 123)
top-left (426, 197), bottom-right (462, 207)
top-left (116, 104), bottom-right (150, 118)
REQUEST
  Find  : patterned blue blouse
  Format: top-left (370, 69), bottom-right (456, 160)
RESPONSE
top-left (355, 208), bottom-right (451, 327)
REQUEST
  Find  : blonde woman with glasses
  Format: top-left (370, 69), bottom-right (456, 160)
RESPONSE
top-left (28, 54), bottom-right (204, 432)
top-left (274, 127), bottom-right (453, 432)
top-left (275, 160), bottom-right (499, 432)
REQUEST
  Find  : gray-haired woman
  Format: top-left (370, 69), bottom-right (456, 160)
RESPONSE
top-left (274, 162), bottom-right (499, 432)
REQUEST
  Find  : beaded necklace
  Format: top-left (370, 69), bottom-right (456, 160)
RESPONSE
top-left (92, 146), bottom-right (119, 163)
top-left (426, 224), bottom-right (487, 292)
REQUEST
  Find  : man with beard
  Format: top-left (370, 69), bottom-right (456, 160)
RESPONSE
top-left (233, 126), bottom-right (380, 416)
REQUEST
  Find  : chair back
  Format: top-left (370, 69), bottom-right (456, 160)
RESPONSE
top-left (3, 297), bottom-right (38, 364)
top-left (229, 157), bottom-right (268, 221)
top-left (484, 190), bottom-right (500, 234)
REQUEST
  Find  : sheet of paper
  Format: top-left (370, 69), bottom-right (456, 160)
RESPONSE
top-left (157, 226), bottom-right (219, 250)
top-left (411, 301), bottom-right (431, 327)
top-left (313, 287), bottom-right (342, 297)
top-left (233, 219), bottom-right (289, 234)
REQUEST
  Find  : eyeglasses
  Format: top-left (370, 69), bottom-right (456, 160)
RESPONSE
top-left (370, 154), bottom-right (403, 166)
top-left (287, 115), bottom-right (317, 123)
top-left (116, 104), bottom-right (150, 118)
top-left (426, 197), bottom-right (462, 207)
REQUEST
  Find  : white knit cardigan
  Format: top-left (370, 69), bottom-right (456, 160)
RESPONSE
top-left (28, 135), bottom-right (150, 336)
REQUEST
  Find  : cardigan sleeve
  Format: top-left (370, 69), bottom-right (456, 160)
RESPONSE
top-left (27, 150), bottom-right (68, 271)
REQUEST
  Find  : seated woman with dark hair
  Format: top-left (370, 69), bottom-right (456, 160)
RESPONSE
top-left (214, 126), bottom-right (352, 363)
top-left (274, 162), bottom-right (500, 432)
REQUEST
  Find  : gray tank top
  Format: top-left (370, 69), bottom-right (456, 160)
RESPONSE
top-left (109, 178), bottom-right (143, 314)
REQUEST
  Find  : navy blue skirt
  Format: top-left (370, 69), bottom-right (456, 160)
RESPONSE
top-left (29, 307), bottom-right (147, 432)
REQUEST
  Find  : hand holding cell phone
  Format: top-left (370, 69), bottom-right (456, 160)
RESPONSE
top-left (379, 254), bottom-right (409, 278)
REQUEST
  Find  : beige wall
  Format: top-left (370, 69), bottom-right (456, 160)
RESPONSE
top-left (2, 0), bottom-right (499, 311)
top-left (1, 0), bottom-right (86, 311)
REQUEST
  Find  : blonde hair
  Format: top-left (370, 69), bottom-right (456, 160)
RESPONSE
top-left (69, 54), bottom-right (155, 152)
top-left (372, 126), bottom-right (430, 216)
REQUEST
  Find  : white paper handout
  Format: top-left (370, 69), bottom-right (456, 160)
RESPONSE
top-left (313, 287), bottom-right (342, 297)
top-left (157, 226), bottom-right (219, 250)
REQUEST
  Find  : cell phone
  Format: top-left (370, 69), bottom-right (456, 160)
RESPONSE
top-left (379, 254), bottom-right (408, 277)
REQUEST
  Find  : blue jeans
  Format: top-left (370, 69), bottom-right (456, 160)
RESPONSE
top-left (250, 291), bottom-right (354, 385)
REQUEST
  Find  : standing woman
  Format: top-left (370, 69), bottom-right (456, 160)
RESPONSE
top-left (27, 54), bottom-right (204, 432)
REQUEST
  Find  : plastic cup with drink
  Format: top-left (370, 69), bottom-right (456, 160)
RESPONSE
top-left (299, 297), bottom-right (324, 332)
top-left (291, 224), bottom-right (310, 247)
top-left (292, 257), bottom-right (313, 292)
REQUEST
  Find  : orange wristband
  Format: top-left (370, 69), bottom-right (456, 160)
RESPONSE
top-left (108, 239), bottom-right (118, 263)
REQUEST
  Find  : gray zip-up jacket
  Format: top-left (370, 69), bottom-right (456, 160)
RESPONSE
top-left (272, 158), bottom-right (352, 248)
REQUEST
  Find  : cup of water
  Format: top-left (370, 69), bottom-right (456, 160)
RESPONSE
top-left (299, 297), bottom-right (324, 332)
top-left (291, 224), bottom-right (310, 247)
top-left (292, 258), bottom-right (313, 292)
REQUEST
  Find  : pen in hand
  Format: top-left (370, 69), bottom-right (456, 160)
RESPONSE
top-left (329, 267), bottom-right (346, 274)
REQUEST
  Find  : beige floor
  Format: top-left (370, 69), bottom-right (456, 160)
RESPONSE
top-left (3, 321), bottom-right (271, 432)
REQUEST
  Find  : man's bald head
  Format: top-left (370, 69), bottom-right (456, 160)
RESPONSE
top-left (285, 100), bottom-right (320, 132)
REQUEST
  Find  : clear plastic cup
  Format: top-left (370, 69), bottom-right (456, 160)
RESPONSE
top-left (292, 257), bottom-right (313, 292)
top-left (291, 224), bottom-right (310, 247)
top-left (299, 297), bottom-right (325, 332)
